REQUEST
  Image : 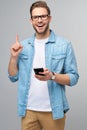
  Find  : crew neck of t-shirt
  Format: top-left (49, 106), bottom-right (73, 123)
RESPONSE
top-left (35, 37), bottom-right (49, 44)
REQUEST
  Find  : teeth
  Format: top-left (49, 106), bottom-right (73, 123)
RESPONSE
top-left (38, 25), bottom-right (43, 27)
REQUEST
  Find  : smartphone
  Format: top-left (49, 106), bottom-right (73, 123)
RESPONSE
top-left (33, 68), bottom-right (44, 76)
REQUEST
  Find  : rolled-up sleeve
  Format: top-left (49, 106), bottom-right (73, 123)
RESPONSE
top-left (68, 73), bottom-right (79, 86)
top-left (8, 72), bottom-right (19, 82)
top-left (64, 42), bottom-right (79, 86)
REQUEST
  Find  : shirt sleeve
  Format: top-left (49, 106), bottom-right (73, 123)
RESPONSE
top-left (8, 72), bottom-right (19, 82)
top-left (64, 42), bottom-right (79, 86)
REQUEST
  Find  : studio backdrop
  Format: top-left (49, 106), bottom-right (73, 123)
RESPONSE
top-left (0, 0), bottom-right (87, 130)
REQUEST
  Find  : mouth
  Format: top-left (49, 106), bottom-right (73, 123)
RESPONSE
top-left (37, 24), bottom-right (45, 29)
top-left (36, 25), bottom-right (45, 32)
top-left (37, 25), bottom-right (44, 28)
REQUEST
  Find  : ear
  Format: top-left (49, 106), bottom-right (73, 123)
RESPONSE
top-left (29, 18), bottom-right (33, 24)
top-left (49, 16), bottom-right (52, 22)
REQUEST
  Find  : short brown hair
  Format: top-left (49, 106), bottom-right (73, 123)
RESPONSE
top-left (30, 1), bottom-right (51, 17)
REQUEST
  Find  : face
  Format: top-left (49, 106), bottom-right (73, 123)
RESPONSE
top-left (30, 7), bottom-right (51, 38)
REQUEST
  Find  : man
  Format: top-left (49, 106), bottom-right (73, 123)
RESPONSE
top-left (8, 1), bottom-right (79, 130)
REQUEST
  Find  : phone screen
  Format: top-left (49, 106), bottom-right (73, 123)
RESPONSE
top-left (33, 68), bottom-right (44, 76)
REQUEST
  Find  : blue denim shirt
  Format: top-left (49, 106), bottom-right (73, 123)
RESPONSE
top-left (8, 30), bottom-right (79, 119)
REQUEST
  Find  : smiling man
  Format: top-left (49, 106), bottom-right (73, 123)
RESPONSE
top-left (8, 1), bottom-right (79, 130)
top-left (30, 2), bottom-right (51, 38)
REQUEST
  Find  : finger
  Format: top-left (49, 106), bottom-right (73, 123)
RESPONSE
top-left (44, 68), bottom-right (48, 71)
top-left (16, 34), bottom-right (19, 43)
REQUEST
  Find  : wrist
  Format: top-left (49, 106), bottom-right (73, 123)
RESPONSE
top-left (50, 72), bottom-right (56, 80)
top-left (10, 55), bottom-right (18, 61)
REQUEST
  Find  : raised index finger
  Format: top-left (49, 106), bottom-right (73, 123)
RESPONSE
top-left (16, 34), bottom-right (19, 43)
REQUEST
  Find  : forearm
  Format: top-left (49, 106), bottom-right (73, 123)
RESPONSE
top-left (8, 56), bottom-right (18, 76)
top-left (53, 73), bottom-right (70, 86)
top-left (35, 68), bottom-right (70, 86)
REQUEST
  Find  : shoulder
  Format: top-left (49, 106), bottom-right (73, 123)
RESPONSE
top-left (51, 30), bottom-right (71, 46)
top-left (53, 34), bottom-right (73, 53)
top-left (20, 37), bottom-right (32, 46)
top-left (56, 35), bottom-right (71, 46)
top-left (20, 33), bottom-right (35, 46)
top-left (19, 36), bottom-right (34, 55)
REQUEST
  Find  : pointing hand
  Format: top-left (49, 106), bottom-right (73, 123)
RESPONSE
top-left (11, 35), bottom-right (23, 57)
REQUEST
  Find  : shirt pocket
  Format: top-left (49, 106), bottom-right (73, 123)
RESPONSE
top-left (51, 54), bottom-right (66, 72)
top-left (18, 53), bottom-right (29, 71)
top-left (19, 53), bottom-right (28, 60)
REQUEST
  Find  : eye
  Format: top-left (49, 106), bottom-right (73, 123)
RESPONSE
top-left (42, 15), bottom-right (47, 18)
top-left (33, 16), bottom-right (38, 19)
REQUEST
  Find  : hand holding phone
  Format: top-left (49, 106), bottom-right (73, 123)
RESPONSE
top-left (33, 68), bottom-right (44, 76)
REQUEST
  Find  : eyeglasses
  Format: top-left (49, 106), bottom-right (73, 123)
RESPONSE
top-left (31, 14), bottom-right (49, 21)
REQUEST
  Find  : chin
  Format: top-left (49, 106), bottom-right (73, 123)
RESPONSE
top-left (37, 30), bottom-right (45, 34)
top-left (35, 29), bottom-right (44, 34)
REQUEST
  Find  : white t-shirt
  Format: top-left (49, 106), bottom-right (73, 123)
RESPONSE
top-left (27, 38), bottom-right (51, 111)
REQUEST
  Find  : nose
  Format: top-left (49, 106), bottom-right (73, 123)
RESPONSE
top-left (38, 16), bottom-right (43, 22)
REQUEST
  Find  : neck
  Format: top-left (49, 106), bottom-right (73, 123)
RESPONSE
top-left (36, 29), bottom-right (50, 39)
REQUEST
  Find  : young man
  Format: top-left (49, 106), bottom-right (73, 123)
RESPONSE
top-left (8, 1), bottom-right (79, 130)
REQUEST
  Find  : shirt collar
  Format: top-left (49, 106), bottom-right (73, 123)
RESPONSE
top-left (28, 29), bottom-right (56, 46)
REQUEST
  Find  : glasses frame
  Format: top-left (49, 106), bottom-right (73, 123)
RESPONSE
top-left (31, 14), bottom-right (49, 21)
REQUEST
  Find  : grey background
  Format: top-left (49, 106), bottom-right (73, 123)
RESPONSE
top-left (0, 0), bottom-right (87, 130)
